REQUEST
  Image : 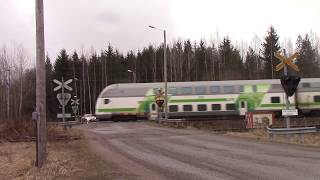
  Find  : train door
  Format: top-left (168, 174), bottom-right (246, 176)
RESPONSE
top-left (149, 103), bottom-right (158, 120)
top-left (239, 100), bottom-right (248, 116)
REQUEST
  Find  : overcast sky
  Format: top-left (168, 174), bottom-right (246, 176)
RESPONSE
top-left (1, 0), bottom-right (320, 59)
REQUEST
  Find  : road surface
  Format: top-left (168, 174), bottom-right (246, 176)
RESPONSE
top-left (83, 121), bottom-right (320, 180)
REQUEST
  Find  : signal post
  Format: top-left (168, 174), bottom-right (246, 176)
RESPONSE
top-left (53, 78), bottom-right (73, 129)
top-left (274, 50), bottom-right (300, 128)
top-left (155, 89), bottom-right (165, 120)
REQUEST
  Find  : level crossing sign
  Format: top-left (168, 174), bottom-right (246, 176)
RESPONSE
top-left (154, 88), bottom-right (165, 107)
top-left (53, 79), bottom-right (73, 91)
top-left (71, 98), bottom-right (79, 105)
top-left (71, 98), bottom-right (80, 115)
top-left (57, 93), bottom-right (71, 106)
top-left (274, 52), bottom-right (300, 72)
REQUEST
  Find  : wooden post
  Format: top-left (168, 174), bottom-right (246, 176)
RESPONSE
top-left (35, 0), bottom-right (47, 167)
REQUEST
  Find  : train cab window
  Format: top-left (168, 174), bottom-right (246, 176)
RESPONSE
top-left (183, 105), bottom-right (193, 111)
top-left (210, 86), bottom-right (220, 94)
top-left (104, 99), bottom-right (110, 104)
top-left (239, 85), bottom-right (244, 93)
top-left (151, 104), bottom-right (156, 111)
top-left (181, 87), bottom-right (193, 95)
top-left (302, 83), bottom-right (310, 88)
top-left (197, 104), bottom-right (207, 111)
top-left (314, 96), bottom-right (320, 102)
top-left (195, 86), bottom-right (207, 94)
top-left (226, 104), bottom-right (236, 110)
top-left (252, 85), bottom-right (257, 92)
top-left (169, 105), bottom-right (178, 112)
top-left (168, 87), bottom-right (178, 95)
top-left (271, 97), bottom-right (280, 103)
top-left (211, 104), bottom-right (221, 111)
top-left (241, 101), bottom-right (245, 108)
top-left (224, 86), bottom-right (234, 93)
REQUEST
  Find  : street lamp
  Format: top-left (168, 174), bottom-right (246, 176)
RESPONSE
top-left (148, 25), bottom-right (168, 121)
top-left (127, 69), bottom-right (136, 83)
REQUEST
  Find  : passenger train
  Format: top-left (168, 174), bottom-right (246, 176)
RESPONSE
top-left (95, 78), bottom-right (320, 120)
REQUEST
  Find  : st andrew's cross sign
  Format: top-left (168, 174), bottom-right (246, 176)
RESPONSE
top-left (53, 79), bottom-right (73, 91)
top-left (274, 52), bottom-right (300, 72)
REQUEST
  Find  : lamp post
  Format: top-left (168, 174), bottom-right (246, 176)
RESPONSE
top-left (127, 69), bottom-right (136, 83)
top-left (148, 25), bottom-right (168, 121)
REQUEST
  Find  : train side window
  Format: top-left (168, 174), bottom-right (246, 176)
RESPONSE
top-left (271, 97), bottom-right (280, 103)
top-left (151, 103), bottom-right (156, 111)
top-left (314, 96), bottom-right (320, 102)
top-left (168, 87), bottom-right (178, 95)
top-left (224, 86), bottom-right (234, 93)
top-left (169, 105), bottom-right (178, 112)
top-left (226, 104), bottom-right (236, 110)
top-left (239, 85), bottom-right (244, 93)
top-left (197, 104), bottom-right (207, 111)
top-left (183, 105), bottom-right (193, 111)
top-left (252, 85), bottom-right (257, 92)
top-left (104, 99), bottom-right (110, 104)
top-left (272, 84), bottom-right (282, 89)
top-left (211, 104), bottom-right (221, 111)
top-left (195, 86), bottom-right (207, 94)
top-left (210, 86), bottom-right (220, 94)
top-left (302, 83), bottom-right (310, 88)
top-left (181, 87), bottom-right (193, 95)
top-left (311, 82), bottom-right (320, 88)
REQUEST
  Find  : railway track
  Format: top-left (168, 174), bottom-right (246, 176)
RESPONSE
top-left (157, 116), bottom-right (246, 131)
top-left (157, 115), bottom-right (320, 131)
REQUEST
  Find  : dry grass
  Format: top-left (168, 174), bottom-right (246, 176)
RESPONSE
top-left (228, 129), bottom-right (320, 147)
top-left (0, 129), bottom-right (111, 180)
top-left (0, 119), bottom-right (34, 142)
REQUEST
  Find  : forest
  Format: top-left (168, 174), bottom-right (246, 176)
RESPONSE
top-left (1, 26), bottom-right (320, 122)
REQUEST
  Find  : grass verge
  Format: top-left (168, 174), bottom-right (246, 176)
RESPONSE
top-left (228, 129), bottom-right (320, 147)
top-left (0, 128), bottom-right (111, 180)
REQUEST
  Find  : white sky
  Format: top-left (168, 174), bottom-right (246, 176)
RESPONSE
top-left (1, 0), bottom-right (320, 59)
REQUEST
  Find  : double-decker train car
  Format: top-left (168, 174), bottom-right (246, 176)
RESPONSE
top-left (95, 78), bottom-right (320, 120)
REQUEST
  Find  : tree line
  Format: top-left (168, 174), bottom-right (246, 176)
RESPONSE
top-left (1, 26), bottom-right (320, 122)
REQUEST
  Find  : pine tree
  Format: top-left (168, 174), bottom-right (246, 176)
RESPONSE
top-left (296, 34), bottom-right (320, 77)
top-left (261, 26), bottom-right (281, 79)
top-left (219, 37), bottom-right (244, 80)
top-left (244, 47), bottom-right (261, 79)
top-left (53, 49), bottom-right (72, 80)
top-left (126, 51), bottom-right (137, 82)
top-left (195, 39), bottom-right (207, 80)
top-left (45, 55), bottom-right (56, 120)
top-left (183, 40), bottom-right (193, 81)
top-left (21, 69), bottom-right (36, 115)
top-left (206, 43), bottom-right (219, 81)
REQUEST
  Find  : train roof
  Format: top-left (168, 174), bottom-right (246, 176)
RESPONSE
top-left (97, 78), bottom-right (320, 98)
top-left (107, 78), bottom-right (320, 88)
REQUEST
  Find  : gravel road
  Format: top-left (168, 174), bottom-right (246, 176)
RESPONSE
top-left (83, 121), bottom-right (320, 180)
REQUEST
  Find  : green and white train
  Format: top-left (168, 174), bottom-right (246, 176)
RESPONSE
top-left (95, 78), bottom-right (320, 120)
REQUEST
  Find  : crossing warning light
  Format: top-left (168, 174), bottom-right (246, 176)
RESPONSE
top-left (156, 97), bottom-right (164, 107)
top-left (280, 75), bottom-right (301, 97)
